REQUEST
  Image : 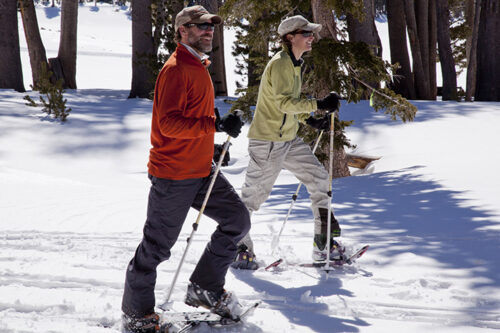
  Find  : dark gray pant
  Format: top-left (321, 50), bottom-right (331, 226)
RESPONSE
top-left (122, 171), bottom-right (250, 317)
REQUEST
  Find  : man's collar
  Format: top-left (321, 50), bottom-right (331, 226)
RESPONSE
top-left (180, 42), bottom-right (210, 63)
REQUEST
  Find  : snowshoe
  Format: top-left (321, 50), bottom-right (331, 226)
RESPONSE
top-left (122, 312), bottom-right (160, 333)
top-left (184, 282), bottom-right (242, 320)
top-left (161, 301), bottom-right (260, 333)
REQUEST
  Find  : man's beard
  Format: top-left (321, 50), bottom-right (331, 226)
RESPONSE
top-left (188, 32), bottom-right (213, 53)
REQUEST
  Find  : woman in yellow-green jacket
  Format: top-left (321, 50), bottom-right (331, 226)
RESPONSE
top-left (232, 15), bottom-right (343, 270)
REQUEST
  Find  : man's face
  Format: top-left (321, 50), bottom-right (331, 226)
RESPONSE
top-left (181, 22), bottom-right (215, 53)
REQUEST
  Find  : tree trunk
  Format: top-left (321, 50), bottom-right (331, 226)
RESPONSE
top-left (129, 0), bottom-right (155, 98)
top-left (465, 0), bottom-right (475, 69)
top-left (347, 0), bottom-right (382, 57)
top-left (199, 0), bottom-right (227, 96)
top-left (386, 0), bottom-right (415, 99)
top-left (404, 0), bottom-right (431, 99)
top-left (152, 0), bottom-right (165, 56)
top-left (311, 0), bottom-right (350, 178)
top-left (311, 0), bottom-right (338, 41)
top-left (436, 0), bottom-right (457, 100)
top-left (58, 0), bottom-right (78, 89)
top-left (415, 0), bottom-right (431, 96)
top-left (475, 0), bottom-right (500, 101)
top-left (0, 0), bottom-right (25, 92)
top-left (346, 0), bottom-right (382, 97)
top-left (466, 0), bottom-right (481, 101)
top-left (19, 0), bottom-right (49, 90)
top-left (428, 0), bottom-right (437, 99)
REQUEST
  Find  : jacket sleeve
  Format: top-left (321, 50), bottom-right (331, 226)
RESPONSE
top-left (155, 66), bottom-right (215, 139)
top-left (270, 59), bottom-right (318, 115)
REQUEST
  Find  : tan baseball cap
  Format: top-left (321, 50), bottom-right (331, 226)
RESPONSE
top-left (277, 15), bottom-right (322, 37)
top-left (175, 5), bottom-right (222, 32)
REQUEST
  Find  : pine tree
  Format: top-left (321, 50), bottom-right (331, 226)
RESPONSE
top-left (24, 63), bottom-right (72, 122)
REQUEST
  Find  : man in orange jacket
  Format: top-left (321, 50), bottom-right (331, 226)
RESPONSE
top-left (121, 6), bottom-right (248, 332)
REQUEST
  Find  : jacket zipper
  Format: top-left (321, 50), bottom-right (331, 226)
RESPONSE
top-left (279, 114), bottom-right (287, 138)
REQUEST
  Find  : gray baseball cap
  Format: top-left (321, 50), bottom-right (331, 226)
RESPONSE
top-left (277, 15), bottom-right (322, 37)
top-left (175, 5), bottom-right (222, 32)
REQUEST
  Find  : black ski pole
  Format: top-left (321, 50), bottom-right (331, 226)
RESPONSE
top-left (323, 110), bottom-right (336, 273)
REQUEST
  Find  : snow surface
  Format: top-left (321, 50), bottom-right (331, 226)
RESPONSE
top-left (1, 3), bottom-right (499, 332)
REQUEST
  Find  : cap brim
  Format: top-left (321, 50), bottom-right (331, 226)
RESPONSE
top-left (305, 22), bottom-right (322, 33)
top-left (191, 14), bottom-right (222, 25)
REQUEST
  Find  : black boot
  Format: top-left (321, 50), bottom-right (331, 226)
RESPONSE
top-left (318, 207), bottom-right (341, 237)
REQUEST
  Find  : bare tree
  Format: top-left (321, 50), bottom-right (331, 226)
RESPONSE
top-left (19, 0), bottom-right (49, 89)
top-left (312, 0), bottom-right (338, 41)
top-left (475, 0), bottom-right (500, 101)
top-left (0, 0), bottom-right (25, 92)
top-left (415, 0), bottom-right (431, 94)
top-left (428, 0), bottom-right (437, 99)
top-left (466, 0), bottom-right (481, 101)
top-left (129, 0), bottom-right (155, 98)
top-left (199, 0), bottom-right (227, 96)
top-left (386, 0), bottom-right (415, 99)
top-left (404, 0), bottom-right (432, 99)
top-left (347, 0), bottom-right (383, 96)
top-left (435, 0), bottom-right (457, 100)
top-left (57, 0), bottom-right (79, 89)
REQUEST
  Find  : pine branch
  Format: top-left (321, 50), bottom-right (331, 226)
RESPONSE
top-left (345, 64), bottom-right (403, 106)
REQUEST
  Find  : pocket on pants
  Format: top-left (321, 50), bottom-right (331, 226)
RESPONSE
top-left (249, 139), bottom-right (273, 163)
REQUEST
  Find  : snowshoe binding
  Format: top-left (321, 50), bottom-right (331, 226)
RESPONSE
top-left (231, 244), bottom-right (259, 270)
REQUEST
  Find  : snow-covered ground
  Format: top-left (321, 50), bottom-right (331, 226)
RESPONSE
top-left (1, 3), bottom-right (499, 332)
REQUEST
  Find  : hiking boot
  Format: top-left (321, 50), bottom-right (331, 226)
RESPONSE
top-left (231, 244), bottom-right (259, 270)
top-left (312, 234), bottom-right (345, 262)
top-left (122, 312), bottom-right (160, 333)
top-left (185, 282), bottom-right (242, 320)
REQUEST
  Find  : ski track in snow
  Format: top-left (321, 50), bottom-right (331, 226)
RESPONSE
top-left (1, 228), bottom-right (499, 332)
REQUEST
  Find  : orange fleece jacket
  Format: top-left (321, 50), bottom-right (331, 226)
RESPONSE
top-left (148, 44), bottom-right (216, 180)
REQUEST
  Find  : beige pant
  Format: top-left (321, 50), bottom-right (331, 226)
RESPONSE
top-left (239, 136), bottom-right (332, 253)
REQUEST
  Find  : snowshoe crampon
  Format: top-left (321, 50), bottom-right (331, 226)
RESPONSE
top-left (160, 301), bottom-right (260, 333)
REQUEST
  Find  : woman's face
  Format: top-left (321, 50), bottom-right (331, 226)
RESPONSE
top-left (288, 30), bottom-right (315, 55)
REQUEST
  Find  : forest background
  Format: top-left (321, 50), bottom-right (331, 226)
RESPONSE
top-left (2, 0), bottom-right (499, 178)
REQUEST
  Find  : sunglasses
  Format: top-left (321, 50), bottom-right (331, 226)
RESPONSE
top-left (292, 30), bottom-right (314, 37)
top-left (184, 23), bottom-right (215, 31)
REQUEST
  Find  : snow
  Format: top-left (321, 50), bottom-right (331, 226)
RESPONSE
top-left (1, 3), bottom-right (499, 332)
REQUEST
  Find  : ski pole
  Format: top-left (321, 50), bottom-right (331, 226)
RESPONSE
top-left (159, 135), bottom-right (232, 310)
top-left (271, 130), bottom-right (324, 253)
top-left (324, 111), bottom-right (335, 273)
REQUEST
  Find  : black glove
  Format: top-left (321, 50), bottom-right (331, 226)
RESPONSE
top-left (316, 92), bottom-right (340, 111)
top-left (306, 115), bottom-right (331, 131)
top-left (214, 108), bottom-right (243, 138)
top-left (213, 143), bottom-right (231, 166)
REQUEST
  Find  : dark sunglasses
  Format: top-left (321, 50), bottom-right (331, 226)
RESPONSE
top-left (292, 30), bottom-right (314, 37)
top-left (184, 23), bottom-right (215, 31)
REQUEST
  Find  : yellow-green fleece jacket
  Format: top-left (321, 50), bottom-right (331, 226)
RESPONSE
top-left (247, 48), bottom-right (318, 142)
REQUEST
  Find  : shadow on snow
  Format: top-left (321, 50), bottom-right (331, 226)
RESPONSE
top-left (248, 166), bottom-right (500, 330)
top-left (233, 270), bottom-right (369, 332)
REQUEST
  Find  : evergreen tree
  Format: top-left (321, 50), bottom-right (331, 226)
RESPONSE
top-left (24, 63), bottom-right (72, 122)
